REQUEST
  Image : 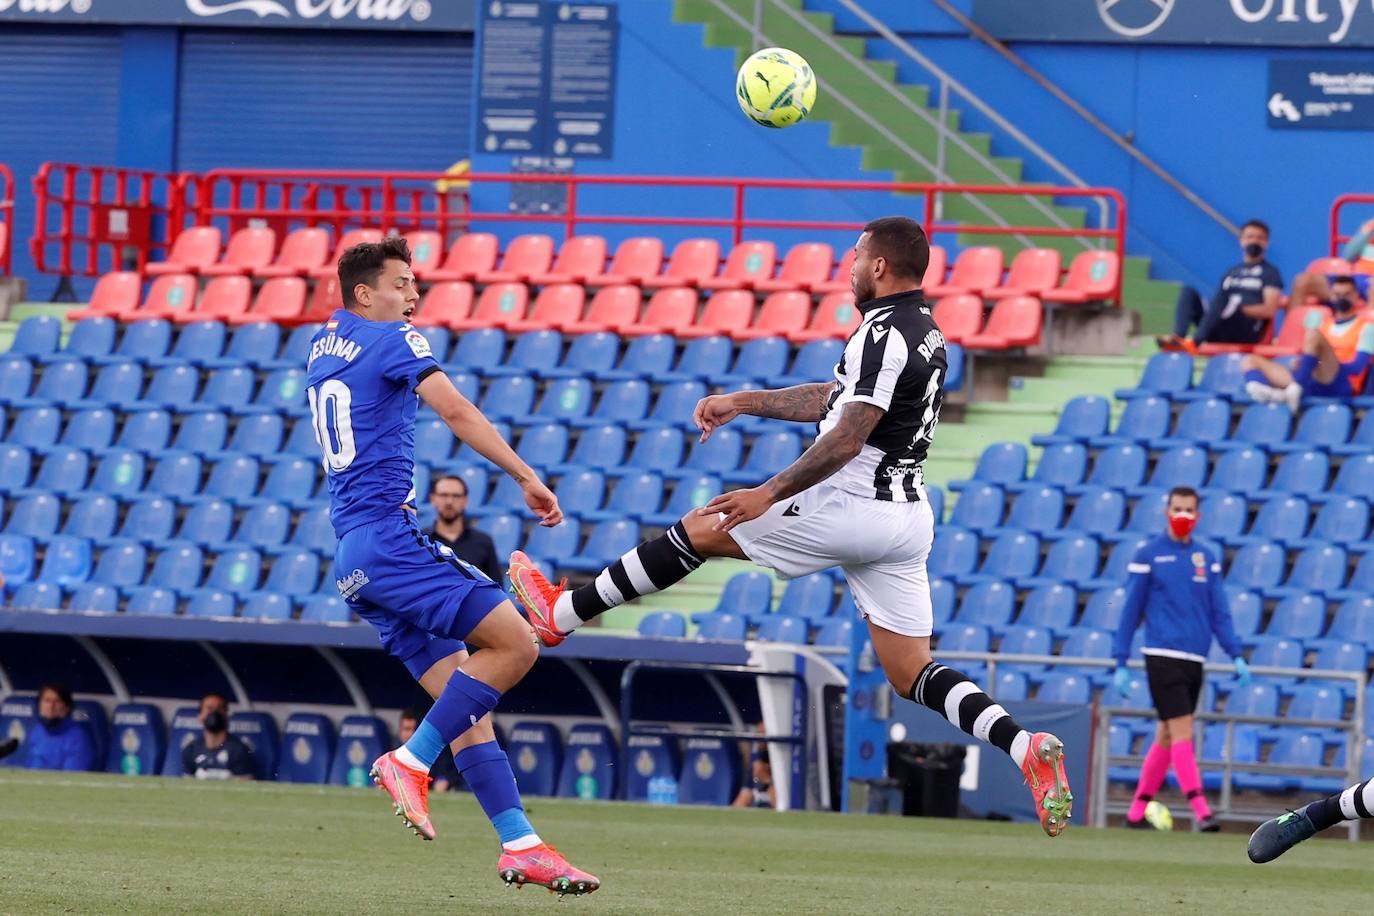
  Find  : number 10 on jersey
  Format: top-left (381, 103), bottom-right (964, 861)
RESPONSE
top-left (307, 380), bottom-right (356, 471)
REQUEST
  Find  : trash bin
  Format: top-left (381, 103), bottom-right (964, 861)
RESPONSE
top-left (886, 741), bottom-right (965, 818)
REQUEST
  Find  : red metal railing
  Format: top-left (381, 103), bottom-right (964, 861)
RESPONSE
top-left (1331, 193), bottom-right (1374, 258)
top-left (187, 169), bottom-right (1127, 304)
top-left (30, 162), bottom-right (187, 277)
top-left (0, 163), bottom-right (13, 276)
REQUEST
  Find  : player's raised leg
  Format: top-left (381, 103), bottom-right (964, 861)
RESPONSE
top-left (1249, 776), bottom-right (1374, 863)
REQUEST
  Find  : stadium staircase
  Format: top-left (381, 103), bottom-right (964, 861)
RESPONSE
top-left (674, 0), bottom-right (1182, 332)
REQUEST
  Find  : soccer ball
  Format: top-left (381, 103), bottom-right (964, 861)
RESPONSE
top-left (735, 47), bottom-right (817, 128)
top-left (1143, 800), bottom-right (1174, 831)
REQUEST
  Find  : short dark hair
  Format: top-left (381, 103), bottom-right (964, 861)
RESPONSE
top-left (430, 474), bottom-right (468, 497)
top-left (862, 216), bottom-right (930, 283)
top-left (1331, 274), bottom-right (1357, 287)
top-left (1167, 486), bottom-right (1199, 506)
top-left (1241, 219), bottom-right (1270, 237)
top-left (399, 707), bottom-right (421, 724)
top-left (338, 236), bottom-right (412, 308)
top-left (200, 691), bottom-right (229, 710)
top-left (39, 682), bottom-right (73, 709)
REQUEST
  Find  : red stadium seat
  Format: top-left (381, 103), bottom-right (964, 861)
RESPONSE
top-left (988, 248), bottom-right (1062, 299)
top-left (792, 291), bottom-right (860, 342)
top-left (229, 277), bottom-right (307, 326)
top-left (452, 283), bottom-right (529, 331)
top-left (130, 274), bottom-right (199, 321)
top-left (1305, 256), bottom-right (1353, 276)
top-left (1043, 250), bottom-right (1120, 304)
top-left (298, 274), bottom-right (344, 324)
top-left (1255, 305), bottom-right (1326, 356)
top-left (623, 287), bottom-right (697, 337)
top-left (756, 243), bottom-right (834, 293)
top-left (412, 281), bottom-right (474, 328)
top-left (255, 227), bottom-right (331, 279)
top-left (643, 238), bottom-right (721, 289)
top-left (68, 272), bottom-right (142, 320)
top-left (423, 233), bottom-right (499, 282)
top-left (588, 237), bottom-right (664, 287)
top-left (527, 235), bottom-right (607, 285)
top-left (403, 230), bottom-right (445, 277)
top-left (146, 226), bottom-right (222, 277)
top-left (927, 246), bottom-right (1003, 297)
top-left (186, 276), bottom-right (252, 323)
top-left (922, 245), bottom-right (948, 290)
top-left (932, 294), bottom-right (984, 344)
top-left (201, 227), bottom-right (276, 277)
top-left (480, 234), bottom-right (557, 284)
top-left (700, 241), bottom-right (777, 290)
top-left (564, 284), bottom-right (642, 334)
top-left (813, 248), bottom-right (858, 294)
top-left (965, 296), bottom-right (1042, 350)
top-left (678, 290), bottom-right (754, 338)
top-left (507, 283), bottom-right (586, 333)
top-left (309, 228), bottom-right (384, 279)
top-left (737, 291), bottom-right (811, 340)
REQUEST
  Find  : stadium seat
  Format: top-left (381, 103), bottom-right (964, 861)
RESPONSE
top-left (556, 724), bottom-right (618, 800)
top-left (1016, 583), bottom-right (1078, 635)
top-left (961, 531), bottom-right (1041, 588)
top-left (43, 316), bottom-right (116, 364)
top-left (106, 703), bottom-right (166, 776)
top-left (471, 233), bottom-right (552, 284)
top-left (35, 535), bottom-right (91, 589)
top-left (1264, 594), bottom-right (1327, 639)
top-left (1036, 672), bottom-right (1092, 705)
top-left (951, 442), bottom-right (1027, 492)
top-left (622, 733), bottom-right (680, 802)
top-left (989, 248), bottom-right (1062, 299)
top-left (7, 406), bottom-right (58, 451)
top-left (677, 290), bottom-right (753, 339)
top-left (18, 447), bottom-right (90, 497)
top-left (132, 274), bottom-right (199, 322)
top-left (1056, 487), bottom-right (1125, 541)
top-left (756, 614), bottom-right (809, 644)
top-left (507, 284), bottom-right (586, 334)
top-left (1043, 250), bottom-right (1119, 304)
top-left (700, 241), bottom-right (776, 290)
top-left (68, 272), bottom-right (143, 321)
top-left (1003, 486), bottom-right (1065, 537)
top-left (947, 483), bottom-right (1005, 534)
top-left (677, 737), bottom-right (740, 805)
top-left (756, 242), bottom-right (833, 293)
top-left (1273, 403), bottom-right (1352, 455)
top-left (58, 495), bottom-right (118, 544)
top-left (773, 572), bottom-right (836, 622)
top-left (534, 378), bottom-right (593, 424)
top-left (956, 581), bottom-right (1016, 628)
top-left (926, 526), bottom-right (978, 580)
top-left (423, 232), bottom-right (499, 283)
top-left (183, 589), bottom-right (236, 618)
top-left (147, 226), bottom-right (222, 277)
top-left (1022, 534), bottom-right (1100, 590)
top-left (1032, 395), bottom-right (1110, 447)
top-left (696, 612), bottom-right (748, 641)
top-left (1200, 724), bottom-right (1263, 791)
top-left (111, 499), bottom-right (174, 545)
top-left (562, 285), bottom-right (641, 336)
top-left (228, 712), bottom-right (280, 781)
top-left (1156, 398), bottom-right (1232, 451)
top-left (506, 721), bottom-right (562, 797)
top-left (644, 472), bottom-right (719, 527)
top-left (929, 578), bottom-right (956, 626)
top-left (737, 291), bottom-right (811, 341)
top-left (643, 238), bottom-right (721, 289)
top-left (1085, 534), bottom-right (1148, 590)
top-left (253, 227), bottom-right (330, 279)
top-left (1176, 353), bottom-right (1246, 402)
top-left (1247, 636), bottom-right (1304, 684)
top-left (453, 283), bottom-right (529, 331)
top-left (660, 335), bottom-right (732, 383)
top-left (1323, 596), bottom-right (1374, 644)
top-left (1117, 353), bottom-right (1192, 402)
top-left (162, 706), bottom-right (203, 775)
top-left (814, 617), bottom-right (854, 648)
top-left (1201, 449), bottom-right (1268, 502)
top-left (9, 316), bottom-right (60, 358)
top-left (1225, 541), bottom-right (1286, 592)
top-left (4, 493), bottom-right (59, 538)
top-left (0, 446), bottom-right (33, 498)
top-left (792, 293), bottom-right (860, 343)
top-left (965, 296), bottom-right (1042, 350)
top-left (638, 611), bottom-right (688, 638)
top-left (277, 713), bottom-right (335, 783)
top-left (1255, 304), bottom-right (1328, 356)
top-left (1130, 446), bottom-right (1207, 497)
top-left (725, 430), bottom-right (801, 484)
top-left (230, 277), bottom-right (308, 326)
top-left (327, 715), bottom-right (389, 787)
top-left (931, 295), bottom-right (982, 344)
top-left (1309, 642), bottom-right (1369, 695)
top-left (565, 519), bottom-right (640, 572)
top-left (1009, 444), bottom-right (1086, 494)
top-left (10, 581), bottom-right (61, 610)
top-left (1256, 450), bottom-right (1329, 501)
top-left (1234, 496), bottom-right (1310, 547)
top-left (0, 695), bottom-right (37, 768)
top-left (621, 288), bottom-right (695, 338)
top-left (927, 246), bottom-right (1004, 297)
top-left (528, 235), bottom-right (608, 286)
top-left (709, 571), bottom-right (774, 619)
top-left (994, 671), bottom-right (1030, 702)
top-left (202, 226), bottom-right (275, 278)
top-left (815, 247), bottom-right (861, 294)
top-left (299, 595), bottom-right (350, 623)
top-left (587, 236), bottom-right (663, 287)
top-left (148, 322), bottom-right (226, 369)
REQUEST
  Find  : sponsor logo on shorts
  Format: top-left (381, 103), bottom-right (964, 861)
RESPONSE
top-left (336, 567), bottom-right (370, 601)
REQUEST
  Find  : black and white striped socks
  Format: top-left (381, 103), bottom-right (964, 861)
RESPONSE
top-left (552, 521), bottom-right (704, 632)
top-left (909, 662), bottom-right (1031, 767)
top-left (1306, 777), bottom-right (1374, 831)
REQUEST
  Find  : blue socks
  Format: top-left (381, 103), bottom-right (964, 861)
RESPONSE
top-left (401, 670), bottom-right (501, 769)
top-left (456, 740), bottom-right (539, 848)
top-left (1244, 369), bottom-right (1268, 386)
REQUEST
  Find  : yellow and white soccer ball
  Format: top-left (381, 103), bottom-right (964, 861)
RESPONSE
top-left (1143, 800), bottom-right (1174, 831)
top-left (735, 47), bottom-right (817, 129)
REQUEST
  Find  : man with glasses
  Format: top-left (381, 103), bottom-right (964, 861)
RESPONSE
top-left (427, 474), bottom-right (502, 584)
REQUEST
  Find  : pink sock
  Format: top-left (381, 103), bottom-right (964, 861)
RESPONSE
top-left (1127, 742), bottom-right (1172, 821)
top-left (1170, 741), bottom-right (1212, 819)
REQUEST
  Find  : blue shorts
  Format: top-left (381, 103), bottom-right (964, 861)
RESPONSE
top-left (1294, 354), bottom-right (1355, 399)
top-left (334, 510), bottom-right (508, 679)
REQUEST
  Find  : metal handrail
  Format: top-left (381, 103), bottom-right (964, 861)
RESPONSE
top-left (1330, 193), bottom-right (1374, 257)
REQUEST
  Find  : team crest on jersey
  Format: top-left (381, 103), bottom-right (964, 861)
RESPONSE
top-left (1191, 551), bottom-right (1207, 581)
top-left (403, 329), bottom-right (432, 358)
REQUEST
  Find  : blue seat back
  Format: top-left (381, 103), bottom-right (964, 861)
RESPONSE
top-left (1017, 584), bottom-right (1077, 631)
top-left (255, 368), bottom-right (307, 413)
top-left (241, 593), bottom-right (293, 621)
top-left (1146, 446), bottom-right (1207, 490)
top-left (1005, 486), bottom-right (1064, 534)
top-left (279, 713), bottom-right (336, 783)
top-left (1311, 496), bottom-right (1370, 545)
top-left (67, 582), bottom-right (119, 612)
top-left (566, 423), bottom-right (626, 468)
top-left (776, 572), bottom-right (835, 621)
top-left (234, 502), bottom-right (291, 548)
top-left (1195, 353), bottom-right (1244, 397)
top-left (1333, 453), bottom-right (1374, 500)
top-left (0, 695), bottom-right (36, 769)
top-left (616, 334), bottom-right (675, 376)
top-left (625, 427), bottom-right (683, 471)
top-left (35, 360), bottom-right (90, 403)
top-left (788, 339), bottom-right (845, 380)
top-left (478, 376), bottom-right (536, 421)
top-left (148, 543), bottom-right (204, 591)
top-left (1232, 403), bottom-right (1291, 448)
top-left (451, 328), bottom-right (505, 372)
top-left (1266, 594), bottom-right (1325, 639)
top-left (536, 378), bottom-right (592, 422)
top-left (1226, 541), bottom-right (1286, 590)
top-left (623, 733), bottom-right (679, 802)
top-left (556, 724), bottom-right (617, 800)
top-left (1269, 450), bottom-right (1329, 496)
top-left (263, 549), bottom-right (319, 596)
top-left (300, 595), bottom-right (351, 623)
top-left (1285, 545), bottom-right (1347, 592)
top-left (328, 715), bottom-right (389, 787)
top-left (226, 414), bottom-right (284, 458)
top-left (1099, 535), bottom-right (1148, 584)
top-left (1088, 444), bottom-right (1147, 489)
top-left (814, 617), bottom-right (853, 648)
top-left (645, 380), bottom-right (705, 424)
top-left (684, 427), bottom-right (742, 473)
top-left (1293, 402), bottom-right (1351, 446)
top-left (1036, 672), bottom-right (1092, 705)
top-left (163, 706), bottom-right (203, 775)
top-left (592, 379), bottom-right (650, 423)
top-left (579, 519), bottom-right (641, 564)
top-left (1049, 395), bottom-right (1110, 440)
top-left (4, 493), bottom-right (60, 538)
top-left (958, 581), bottom-right (1016, 627)
top-left (116, 498), bottom-right (175, 543)
top-left (927, 526), bottom-right (978, 579)
top-left (60, 407), bottom-right (115, 452)
top-left (673, 336), bottom-right (732, 378)
top-left (1328, 596), bottom-right (1374, 643)
top-left (1030, 444), bottom-right (1087, 488)
top-left (1195, 492), bottom-right (1247, 541)
top-left (1136, 351), bottom-right (1193, 395)
top-left (1171, 397), bottom-right (1231, 446)
top-left (517, 423), bottom-right (569, 467)
top-left (0, 356), bottom-right (33, 401)
top-left (10, 581), bottom-right (62, 610)
top-left (59, 316), bottom-right (116, 359)
top-left (525, 520), bottom-right (581, 564)
top-left (36, 535), bottom-right (92, 588)
top-left (91, 542), bottom-right (147, 589)
top-left (201, 368), bottom-right (255, 411)
top-left (979, 530), bottom-right (1041, 580)
top-left (949, 483), bottom-right (1003, 531)
top-left (677, 737), bottom-right (739, 806)
top-left (1225, 683), bottom-right (1279, 718)
top-left (971, 442), bottom-right (1027, 486)
top-left (185, 589), bottom-right (236, 618)
top-left (9, 407), bottom-right (60, 449)
top-left (713, 571), bottom-right (773, 617)
top-left (1113, 396), bottom-right (1170, 440)
top-left (744, 430), bottom-right (801, 472)
top-left (121, 409), bottom-right (174, 453)
top-left (1065, 486), bottom-right (1124, 536)
top-left (106, 703), bottom-right (166, 776)
top-left (638, 611), bottom-right (687, 638)
top-left (756, 614), bottom-right (808, 643)
top-left (729, 337), bottom-right (789, 378)
top-left (508, 721), bottom-right (562, 797)
top-left (230, 711), bottom-right (280, 780)
top-left (697, 612), bottom-right (747, 641)
top-left (561, 332), bottom-right (618, 374)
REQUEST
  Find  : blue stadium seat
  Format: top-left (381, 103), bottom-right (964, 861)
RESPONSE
top-left (1318, 453), bottom-right (1374, 503)
top-left (595, 333), bottom-right (671, 381)
top-left (550, 424), bottom-right (626, 475)
top-left (1072, 444), bottom-right (1147, 494)
top-left (280, 417), bottom-right (320, 459)
top-left (780, 339), bottom-right (845, 388)
top-left (71, 700), bottom-right (107, 769)
top-left (638, 611), bottom-right (687, 638)
top-left (947, 483), bottom-right (1003, 533)
top-left (1190, 492), bottom-right (1247, 544)
top-left (278, 713), bottom-right (335, 783)
top-left (106, 703), bottom-right (166, 776)
top-left (130, 453), bottom-right (202, 506)
top-left (622, 733), bottom-right (680, 802)
top-left (933, 623), bottom-right (991, 681)
top-left (56, 407), bottom-right (116, 453)
top-left (547, 468), bottom-right (605, 519)
top-left (1332, 410), bottom-right (1374, 457)
top-left (247, 458), bottom-right (318, 510)
top-left (1214, 403), bottom-right (1291, 454)
top-left (1201, 724), bottom-right (1262, 791)
top-left (814, 617), bottom-right (853, 648)
top-left (0, 355), bottom-right (33, 404)
top-left (513, 422), bottom-right (568, 469)
top-left (0, 695), bottom-right (36, 769)
top-left (1309, 641), bottom-right (1368, 694)
top-left (88, 449), bottom-right (145, 500)
top-left (284, 507), bottom-right (335, 557)
top-left (252, 368), bottom-right (308, 416)
top-left (483, 513), bottom-right (522, 562)
top-left (116, 409), bottom-right (174, 455)
top-left (524, 520), bottom-right (581, 566)
top-left (1079, 587), bottom-right (1126, 631)
top-left (1116, 489), bottom-right (1166, 539)
top-left (328, 715), bottom-right (389, 787)
top-left (956, 581), bottom-right (1016, 628)
top-left (1036, 672), bottom-right (1092, 705)
top-left (485, 331), bottom-right (563, 380)
top-left (662, 336), bottom-right (732, 383)
top-left (926, 484), bottom-right (944, 525)
top-left (1257, 450), bottom-right (1329, 501)
top-left (931, 577), bottom-right (956, 625)
top-left (676, 427), bottom-right (742, 477)
top-left (111, 498), bottom-right (174, 545)
top-left (533, 378), bottom-right (592, 424)
top-left (45, 316), bottom-right (115, 364)
top-left (448, 328), bottom-right (506, 376)
top-left (1268, 544), bottom-right (1347, 599)
top-left (615, 427), bottom-right (684, 476)
top-left (574, 379), bottom-right (650, 428)
top-left (720, 337), bottom-right (790, 387)
top-left (17, 360), bottom-right (88, 409)
top-left (1226, 682), bottom-right (1280, 718)
top-left (149, 321), bottom-right (226, 367)
top-left (724, 430), bottom-right (802, 485)
top-left (8, 406), bottom-right (60, 450)
top-left (67, 582), bottom-right (119, 612)
top-left (76, 361), bottom-right (144, 410)
top-left (992, 670), bottom-right (1029, 701)
top-left (88, 543), bottom-right (147, 595)
top-left (926, 526), bottom-right (979, 580)
top-left (10, 581), bottom-right (62, 610)
top-left (162, 499), bottom-right (234, 550)
top-left (627, 380), bottom-right (704, 432)
top-left (3, 493), bottom-right (59, 538)
top-left (189, 456), bottom-right (260, 505)
top-left (1021, 534), bottom-right (1099, 590)
top-left (193, 368), bottom-right (255, 414)
top-left (950, 442), bottom-right (1027, 491)
top-left (507, 721), bottom-right (562, 797)
top-left (211, 321), bottom-right (284, 370)
top-left (1226, 588), bottom-right (1263, 636)
top-left (230, 711), bottom-right (280, 781)
top-left (1176, 353), bottom-right (1244, 402)
top-left (1055, 486), bottom-right (1124, 540)
top-left (0, 533), bottom-right (35, 592)
top-left (996, 625), bottom-right (1054, 676)
top-left (1117, 351), bottom-right (1192, 400)
top-left (142, 542), bottom-right (205, 595)
top-left (1157, 397), bottom-right (1232, 450)
top-left (1002, 486), bottom-right (1064, 537)
top-left (564, 519), bottom-right (640, 573)
top-left (557, 724), bottom-right (618, 800)
top-left (18, 447), bottom-right (89, 497)
top-left (584, 471), bottom-right (661, 523)
top-left (545, 332), bottom-right (619, 380)
top-left (756, 614), bottom-right (809, 643)
top-left (1264, 594), bottom-right (1327, 639)
top-left (1132, 446), bottom-right (1207, 496)
top-left (219, 414), bottom-right (285, 460)
top-left (1272, 402), bottom-right (1352, 453)
top-left (1285, 684), bottom-right (1344, 724)
top-left (946, 344), bottom-right (966, 392)
top-left (1032, 395), bottom-right (1110, 446)
top-left (696, 612), bottom-right (748, 641)
top-left (162, 706), bottom-right (202, 776)
top-left (240, 592), bottom-right (292, 621)
top-left (36, 535), bottom-right (91, 589)
top-left (1225, 541), bottom-right (1286, 592)
top-left (0, 445), bottom-right (33, 496)
top-left (1247, 636), bottom-right (1305, 685)
top-left (1202, 448), bottom-right (1268, 500)
top-left (1056, 627), bottom-right (1115, 679)
top-left (1323, 596), bottom-right (1374, 644)
top-left (1008, 444), bottom-right (1087, 495)
top-left (1084, 535), bottom-right (1149, 591)
top-left (775, 572), bottom-right (836, 622)
top-left (475, 376), bottom-right (536, 423)
top-left (228, 502), bottom-right (291, 551)
top-left (709, 572), bottom-right (774, 619)
top-left (1298, 496), bottom-right (1370, 548)
top-left (300, 595), bottom-right (350, 623)
top-left (1235, 495), bottom-right (1309, 547)
top-left (1237, 732), bottom-right (1326, 792)
top-left (254, 549), bottom-right (319, 598)
top-left (1016, 583), bottom-right (1077, 634)
top-left (677, 737), bottom-right (739, 806)
top-left (184, 589), bottom-right (236, 618)
top-left (644, 473), bottom-right (719, 527)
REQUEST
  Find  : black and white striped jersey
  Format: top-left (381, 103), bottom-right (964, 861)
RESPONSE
top-left (816, 289), bottom-right (947, 502)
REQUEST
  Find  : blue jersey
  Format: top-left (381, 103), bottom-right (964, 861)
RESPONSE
top-left (1113, 535), bottom-right (1243, 666)
top-left (305, 309), bottom-right (440, 537)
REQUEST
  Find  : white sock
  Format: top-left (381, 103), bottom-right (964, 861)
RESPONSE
top-left (1244, 380), bottom-right (1275, 403)
top-left (552, 592), bottom-right (581, 633)
top-left (1010, 730), bottom-right (1031, 768)
top-left (502, 833), bottom-right (543, 852)
top-left (393, 744), bottom-right (428, 771)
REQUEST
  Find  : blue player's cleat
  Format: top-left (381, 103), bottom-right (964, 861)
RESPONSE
top-left (1247, 809), bottom-right (1317, 863)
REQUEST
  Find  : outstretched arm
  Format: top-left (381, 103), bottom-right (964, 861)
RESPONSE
top-left (694, 383), bottom-right (835, 442)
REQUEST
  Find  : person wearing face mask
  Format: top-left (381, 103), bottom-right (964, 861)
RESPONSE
top-left (1240, 276), bottom-right (1374, 413)
top-left (1287, 217), bottom-right (1374, 309)
top-left (1111, 487), bottom-right (1248, 833)
top-left (22, 682), bottom-right (95, 772)
top-left (1158, 219), bottom-right (1283, 353)
top-left (182, 692), bottom-right (255, 780)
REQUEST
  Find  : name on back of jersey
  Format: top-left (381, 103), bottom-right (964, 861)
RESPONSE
top-left (308, 333), bottom-right (363, 367)
top-left (915, 328), bottom-right (946, 363)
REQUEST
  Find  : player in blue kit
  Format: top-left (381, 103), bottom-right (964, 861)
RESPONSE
top-left (306, 237), bottom-right (597, 896)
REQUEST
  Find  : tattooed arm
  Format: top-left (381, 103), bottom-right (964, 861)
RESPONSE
top-left (693, 383), bottom-right (835, 442)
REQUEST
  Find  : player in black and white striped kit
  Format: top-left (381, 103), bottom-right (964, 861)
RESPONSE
top-left (509, 217), bottom-right (1073, 835)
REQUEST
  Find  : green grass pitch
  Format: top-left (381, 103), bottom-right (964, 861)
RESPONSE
top-left (3, 770), bottom-right (1372, 914)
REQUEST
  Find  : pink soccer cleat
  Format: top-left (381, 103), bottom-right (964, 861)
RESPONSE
top-left (498, 844), bottom-right (600, 897)
top-left (509, 550), bottom-right (571, 648)
top-left (369, 750), bottom-right (435, 840)
top-left (1020, 732), bottom-right (1073, 837)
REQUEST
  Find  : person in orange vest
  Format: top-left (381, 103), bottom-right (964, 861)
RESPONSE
top-left (1241, 276), bottom-right (1373, 412)
top-left (1289, 217), bottom-right (1374, 307)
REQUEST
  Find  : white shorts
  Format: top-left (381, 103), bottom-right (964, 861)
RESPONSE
top-left (727, 483), bottom-right (935, 638)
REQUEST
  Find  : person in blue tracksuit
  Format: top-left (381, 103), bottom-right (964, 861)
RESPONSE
top-left (1112, 486), bottom-right (1250, 832)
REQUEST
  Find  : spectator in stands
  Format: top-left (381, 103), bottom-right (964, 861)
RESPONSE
top-left (397, 707), bottom-right (460, 792)
top-left (22, 682), bottom-right (94, 772)
top-left (182, 692), bottom-right (255, 780)
top-left (1241, 276), bottom-right (1373, 412)
top-left (1112, 487), bottom-right (1249, 833)
top-left (426, 474), bottom-right (502, 583)
top-left (1288, 217), bottom-right (1374, 307)
top-left (1158, 219), bottom-right (1283, 352)
top-left (732, 744), bottom-right (776, 809)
